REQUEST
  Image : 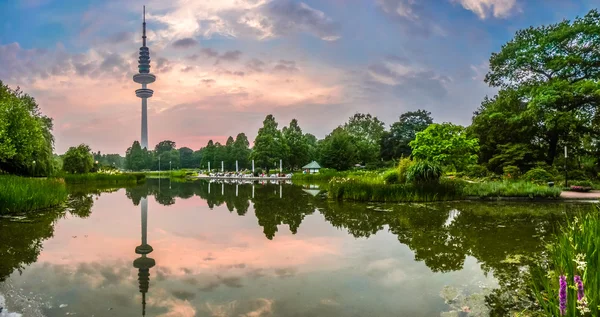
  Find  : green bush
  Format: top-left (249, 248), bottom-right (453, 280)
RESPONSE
top-left (62, 173), bottom-right (146, 185)
top-left (463, 181), bottom-right (561, 199)
top-left (253, 168), bottom-right (263, 177)
top-left (406, 161), bottom-right (442, 184)
top-left (0, 176), bottom-right (68, 214)
top-left (502, 165), bottom-right (521, 179)
top-left (383, 170), bottom-right (399, 184)
top-left (522, 168), bottom-right (554, 184)
top-left (567, 169), bottom-right (588, 181)
top-left (465, 164), bottom-right (489, 178)
top-left (397, 157), bottom-right (413, 184)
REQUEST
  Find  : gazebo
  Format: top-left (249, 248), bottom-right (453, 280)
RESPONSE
top-left (302, 161), bottom-right (321, 174)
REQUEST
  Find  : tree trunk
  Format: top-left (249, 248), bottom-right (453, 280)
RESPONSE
top-left (546, 131), bottom-right (559, 166)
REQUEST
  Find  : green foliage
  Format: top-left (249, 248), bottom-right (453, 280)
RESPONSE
top-left (62, 173), bottom-right (146, 185)
top-left (568, 169), bottom-right (588, 181)
top-left (328, 177), bottom-right (465, 202)
top-left (530, 211), bottom-right (600, 316)
top-left (397, 157), bottom-right (414, 184)
top-left (380, 110), bottom-right (433, 160)
top-left (319, 127), bottom-right (357, 171)
top-left (463, 181), bottom-right (561, 198)
top-left (406, 160), bottom-right (443, 184)
top-left (0, 82), bottom-right (56, 176)
top-left (410, 123), bottom-right (479, 171)
top-left (464, 164), bottom-right (490, 178)
top-left (63, 144), bottom-right (94, 174)
top-left (251, 115), bottom-right (287, 173)
top-left (283, 119), bottom-right (309, 170)
top-left (0, 175), bottom-right (67, 214)
top-left (503, 165), bottom-right (521, 179)
top-left (383, 169), bottom-right (399, 184)
top-left (485, 9), bottom-right (600, 167)
top-left (178, 147), bottom-right (195, 168)
top-left (125, 140), bottom-right (151, 171)
top-left (254, 168), bottom-right (263, 177)
top-left (343, 113), bottom-right (385, 164)
top-left (522, 168), bottom-right (554, 184)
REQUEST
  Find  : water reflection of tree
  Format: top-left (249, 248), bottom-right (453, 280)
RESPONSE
top-left (0, 187), bottom-right (104, 281)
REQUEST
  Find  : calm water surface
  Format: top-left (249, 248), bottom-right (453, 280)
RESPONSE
top-left (0, 179), bottom-right (591, 316)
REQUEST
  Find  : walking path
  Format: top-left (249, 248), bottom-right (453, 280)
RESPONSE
top-left (560, 190), bottom-right (600, 200)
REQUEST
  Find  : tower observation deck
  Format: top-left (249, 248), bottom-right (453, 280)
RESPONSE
top-left (133, 6), bottom-right (155, 149)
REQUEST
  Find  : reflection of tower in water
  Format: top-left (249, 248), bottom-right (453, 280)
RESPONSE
top-left (133, 197), bottom-right (155, 316)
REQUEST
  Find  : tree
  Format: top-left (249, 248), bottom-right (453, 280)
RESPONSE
top-left (125, 141), bottom-right (148, 171)
top-left (0, 82), bottom-right (55, 176)
top-left (381, 110), bottom-right (433, 160)
top-left (485, 9), bottom-right (600, 166)
top-left (63, 144), bottom-right (94, 174)
top-left (232, 133), bottom-right (251, 169)
top-left (179, 147), bottom-right (194, 168)
top-left (282, 119), bottom-right (309, 170)
top-left (343, 113), bottom-right (385, 164)
top-left (154, 140), bottom-right (176, 155)
top-left (320, 127), bottom-right (357, 170)
top-left (410, 123), bottom-right (479, 171)
top-left (251, 115), bottom-right (286, 173)
top-left (305, 133), bottom-right (319, 162)
top-left (225, 136), bottom-right (235, 170)
top-left (469, 90), bottom-right (542, 173)
top-left (200, 140), bottom-right (216, 170)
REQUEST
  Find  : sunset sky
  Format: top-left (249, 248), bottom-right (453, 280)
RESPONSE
top-left (0, 0), bottom-right (596, 154)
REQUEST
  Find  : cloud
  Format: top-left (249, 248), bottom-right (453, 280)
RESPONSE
top-left (219, 50), bottom-right (242, 62)
top-left (273, 60), bottom-right (299, 73)
top-left (155, 57), bottom-right (173, 73)
top-left (246, 58), bottom-right (266, 72)
top-left (172, 37), bottom-right (199, 49)
top-left (201, 48), bottom-right (219, 58)
top-left (376, 0), bottom-right (446, 37)
top-left (264, 0), bottom-right (341, 41)
top-left (106, 31), bottom-right (134, 44)
top-left (451, 0), bottom-right (520, 19)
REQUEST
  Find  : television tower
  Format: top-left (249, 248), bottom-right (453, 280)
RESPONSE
top-left (133, 6), bottom-right (155, 149)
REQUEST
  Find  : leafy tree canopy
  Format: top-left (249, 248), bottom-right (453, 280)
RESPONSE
top-left (410, 123), bottom-right (479, 171)
top-left (63, 144), bottom-right (94, 174)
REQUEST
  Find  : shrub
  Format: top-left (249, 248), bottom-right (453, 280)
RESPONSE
top-left (383, 170), bottom-right (399, 184)
top-left (463, 181), bottom-right (561, 199)
top-left (465, 164), bottom-right (489, 178)
top-left (406, 161), bottom-right (442, 184)
top-left (503, 165), bottom-right (521, 179)
top-left (522, 168), bottom-right (554, 184)
top-left (254, 168), bottom-right (263, 177)
top-left (567, 169), bottom-right (588, 181)
top-left (397, 157), bottom-right (414, 183)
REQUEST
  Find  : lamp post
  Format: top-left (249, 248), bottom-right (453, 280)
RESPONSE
top-left (32, 160), bottom-right (36, 176)
top-left (564, 146), bottom-right (568, 188)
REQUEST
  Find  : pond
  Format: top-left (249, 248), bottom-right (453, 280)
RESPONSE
top-left (0, 179), bottom-right (593, 317)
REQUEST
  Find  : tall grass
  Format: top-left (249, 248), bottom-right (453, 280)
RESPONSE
top-left (144, 170), bottom-right (196, 179)
top-left (464, 181), bottom-right (561, 199)
top-left (530, 211), bottom-right (600, 316)
top-left (0, 175), bottom-right (68, 214)
top-left (62, 173), bottom-right (146, 185)
top-left (328, 177), bottom-right (466, 202)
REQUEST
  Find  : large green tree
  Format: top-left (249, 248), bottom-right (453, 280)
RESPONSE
top-left (410, 123), bottom-right (479, 171)
top-left (381, 110), bottom-right (433, 161)
top-left (63, 144), bottom-right (94, 174)
top-left (200, 140), bottom-right (216, 170)
top-left (320, 127), bottom-right (357, 170)
top-left (343, 113), bottom-right (385, 164)
top-left (251, 115), bottom-right (287, 173)
top-left (282, 119), bottom-right (309, 170)
top-left (0, 82), bottom-right (56, 176)
top-left (125, 141), bottom-right (149, 171)
top-left (485, 9), bottom-right (600, 166)
top-left (232, 133), bottom-right (251, 170)
top-left (178, 147), bottom-right (195, 168)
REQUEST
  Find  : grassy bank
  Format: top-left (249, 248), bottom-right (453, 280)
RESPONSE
top-left (329, 177), bottom-right (465, 202)
top-left (327, 176), bottom-right (561, 203)
top-left (0, 175), bottom-right (68, 214)
top-left (145, 170), bottom-right (197, 179)
top-left (62, 172), bottom-right (146, 185)
top-left (463, 181), bottom-right (561, 199)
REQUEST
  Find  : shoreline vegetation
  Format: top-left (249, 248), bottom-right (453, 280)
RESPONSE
top-left (61, 172), bottom-right (146, 185)
top-left (0, 175), bottom-right (67, 214)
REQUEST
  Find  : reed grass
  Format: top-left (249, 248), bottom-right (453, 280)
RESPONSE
top-left (144, 170), bottom-right (196, 179)
top-left (62, 172), bottom-right (146, 185)
top-left (463, 181), bottom-right (561, 199)
top-left (0, 175), bottom-right (68, 214)
top-left (530, 211), bottom-right (600, 316)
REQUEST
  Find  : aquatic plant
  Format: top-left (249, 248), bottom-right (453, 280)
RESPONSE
top-left (0, 175), bottom-right (68, 214)
top-left (406, 160), bottom-right (442, 184)
top-left (62, 172), bottom-right (146, 184)
top-left (530, 212), bottom-right (600, 316)
top-left (463, 181), bottom-right (561, 199)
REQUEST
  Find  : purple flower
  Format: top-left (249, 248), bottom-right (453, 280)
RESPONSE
top-left (559, 275), bottom-right (567, 315)
top-left (574, 275), bottom-right (585, 302)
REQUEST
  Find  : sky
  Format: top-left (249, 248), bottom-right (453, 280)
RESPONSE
top-left (0, 0), bottom-right (596, 154)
